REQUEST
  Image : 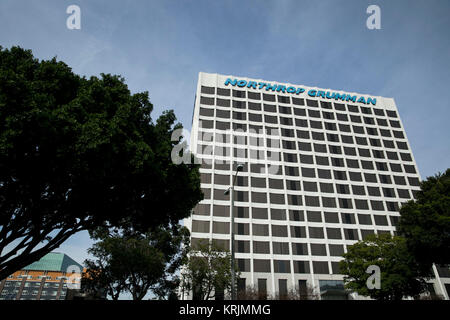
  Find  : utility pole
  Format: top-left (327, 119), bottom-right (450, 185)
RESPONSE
top-left (224, 163), bottom-right (243, 300)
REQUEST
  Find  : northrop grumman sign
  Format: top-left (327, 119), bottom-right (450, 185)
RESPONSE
top-left (224, 78), bottom-right (377, 105)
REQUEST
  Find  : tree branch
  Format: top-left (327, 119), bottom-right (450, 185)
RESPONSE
top-left (0, 224), bottom-right (85, 280)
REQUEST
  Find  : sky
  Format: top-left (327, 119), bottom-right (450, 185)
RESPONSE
top-left (1, 0), bottom-right (449, 298)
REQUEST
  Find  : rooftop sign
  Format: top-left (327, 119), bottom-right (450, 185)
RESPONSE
top-left (224, 78), bottom-right (376, 105)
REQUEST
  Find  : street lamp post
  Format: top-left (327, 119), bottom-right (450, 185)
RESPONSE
top-left (224, 163), bottom-right (243, 300)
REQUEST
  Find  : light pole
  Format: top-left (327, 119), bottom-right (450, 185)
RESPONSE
top-left (224, 163), bottom-right (244, 300)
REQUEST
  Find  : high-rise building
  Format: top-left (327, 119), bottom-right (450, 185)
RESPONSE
top-left (0, 252), bottom-right (83, 300)
top-left (184, 72), bottom-right (449, 300)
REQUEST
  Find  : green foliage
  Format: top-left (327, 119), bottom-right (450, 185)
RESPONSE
top-left (180, 240), bottom-right (238, 300)
top-left (339, 234), bottom-right (427, 300)
top-left (397, 169), bottom-right (450, 273)
top-left (0, 46), bottom-right (203, 280)
top-left (83, 225), bottom-right (190, 300)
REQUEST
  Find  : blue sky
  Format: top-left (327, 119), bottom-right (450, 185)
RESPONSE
top-left (1, 0), bottom-right (449, 298)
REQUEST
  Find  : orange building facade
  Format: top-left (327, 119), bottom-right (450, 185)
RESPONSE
top-left (0, 252), bottom-right (83, 300)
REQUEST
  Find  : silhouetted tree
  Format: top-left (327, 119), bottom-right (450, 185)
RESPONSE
top-left (397, 169), bottom-right (450, 274)
top-left (339, 234), bottom-right (427, 300)
top-left (0, 46), bottom-right (202, 280)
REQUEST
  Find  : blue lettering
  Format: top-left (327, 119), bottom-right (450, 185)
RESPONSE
top-left (223, 79), bottom-right (375, 105)
top-left (367, 97), bottom-right (376, 105)
top-left (237, 80), bottom-right (247, 87)
top-left (224, 78), bottom-right (237, 86)
top-left (258, 82), bottom-right (267, 89)
top-left (276, 85), bottom-right (286, 93)
top-left (308, 89), bottom-right (317, 97)
top-left (247, 81), bottom-right (257, 89)
top-left (287, 86), bottom-right (296, 93)
top-left (266, 83), bottom-right (277, 91)
top-left (334, 93), bottom-right (346, 101)
top-left (317, 90), bottom-right (326, 98)
top-left (326, 91), bottom-right (335, 99)
top-left (346, 95), bottom-right (357, 102)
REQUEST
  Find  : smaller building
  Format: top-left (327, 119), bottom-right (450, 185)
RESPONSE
top-left (0, 252), bottom-right (83, 300)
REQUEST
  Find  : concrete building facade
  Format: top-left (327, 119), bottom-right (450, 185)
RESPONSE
top-left (184, 72), bottom-right (449, 299)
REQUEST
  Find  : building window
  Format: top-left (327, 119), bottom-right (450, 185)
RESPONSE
top-left (201, 86), bottom-right (215, 94)
top-left (252, 207), bottom-right (268, 220)
top-left (327, 228), bottom-right (342, 239)
top-left (309, 227), bottom-right (324, 239)
top-left (306, 211), bottom-right (322, 222)
top-left (237, 278), bottom-right (246, 298)
top-left (272, 242), bottom-right (290, 255)
top-left (253, 224), bottom-right (269, 236)
top-left (232, 99), bottom-right (246, 109)
top-left (310, 244), bottom-right (327, 256)
top-left (248, 92), bottom-right (260, 100)
top-left (292, 98), bottom-right (305, 105)
top-left (254, 260), bottom-right (271, 273)
top-left (212, 205), bottom-right (229, 217)
top-left (305, 196), bottom-right (320, 207)
top-left (341, 212), bottom-right (355, 224)
top-left (236, 223), bottom-right (250, 236)
top-left (322, 197), bottom-right (337, 208)
top-left (278, 279), bottom-right (288, 297)
top-left (313, 262), bottom-right (329, 274)
top-left (293, 261), bottom-right (310, 274)
top-left (343, 229), bottom-right (359, 240)
top-left (361, 229), bottom-right (375, 240)
top-left (289, 210), bottom-right (304, 222)
top-left (199, 107), bottom-right (214, 117)
top-left (258, 279), bottom-right (267, 299)
top-left (200, 96), bottom-right (214, 105)
top-left (393, 130), bottom-right (404, 138)
top-left (253, 241), bottom-right (270, 254)
top-left (237, 259), bottom-right (250, 272)
top-left (287, 180), bottom-right (301, 191)
top-left (371, 200), bottom-right (385, 211)
top-left (379, 128), bottom-right (391, 137)
top-left (271, 209), bottom-right (286, 221)
top-left (355, 199), bottom-right (369, 210)
top-left (374, 215), bottom-right (389, 226)
top-left (193, 203), bottom-right (210, 216)
top-left (212, 222), bottom-right (229, 234)
top-left (292, 243), bottom-right (308, 255)
top-left (216, 98), bottom-right (230, 107)
top-left (217, 88), bottom-right (230, 96)
top-left (274, 261), bottom-right (291, 273)
top-left (303, 181), bottom-right (318, 192)
top-left (272, 225), bottom-right (288, 237)
top-left (349, 172), bottom-right (363, 182)
top-left (192, 220), bottom-right (210, 233)
top-left (252, 192), bottom-right (267, 203)
top-left (334, 170), bottom-right (347, 180)
top-left (263, 93), bottom-right (276, 102)
top-left (290, 226), bottom-right (306, 238)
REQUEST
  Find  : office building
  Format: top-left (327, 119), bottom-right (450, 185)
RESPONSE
top-left (0, 252), bottom-right (83, 300)
top-left (183, 72), bottom-right (449, 300)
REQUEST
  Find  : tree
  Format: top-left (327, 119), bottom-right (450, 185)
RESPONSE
top-left (339, 234), bottom-right (427, 300)
top-left (397, 169), bottom-right (450, 274)
top-left (0, 46), bottom-right (203, 280)
top-left (180, 240), bottom-right (237, 300)
top-left (82, 224), bottom-right (190, 300)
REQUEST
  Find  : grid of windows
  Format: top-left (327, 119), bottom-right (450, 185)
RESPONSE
top-left (189, 73), bottom-right (421, 296)
top-left (0, 280), bottom-right (68, 300)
